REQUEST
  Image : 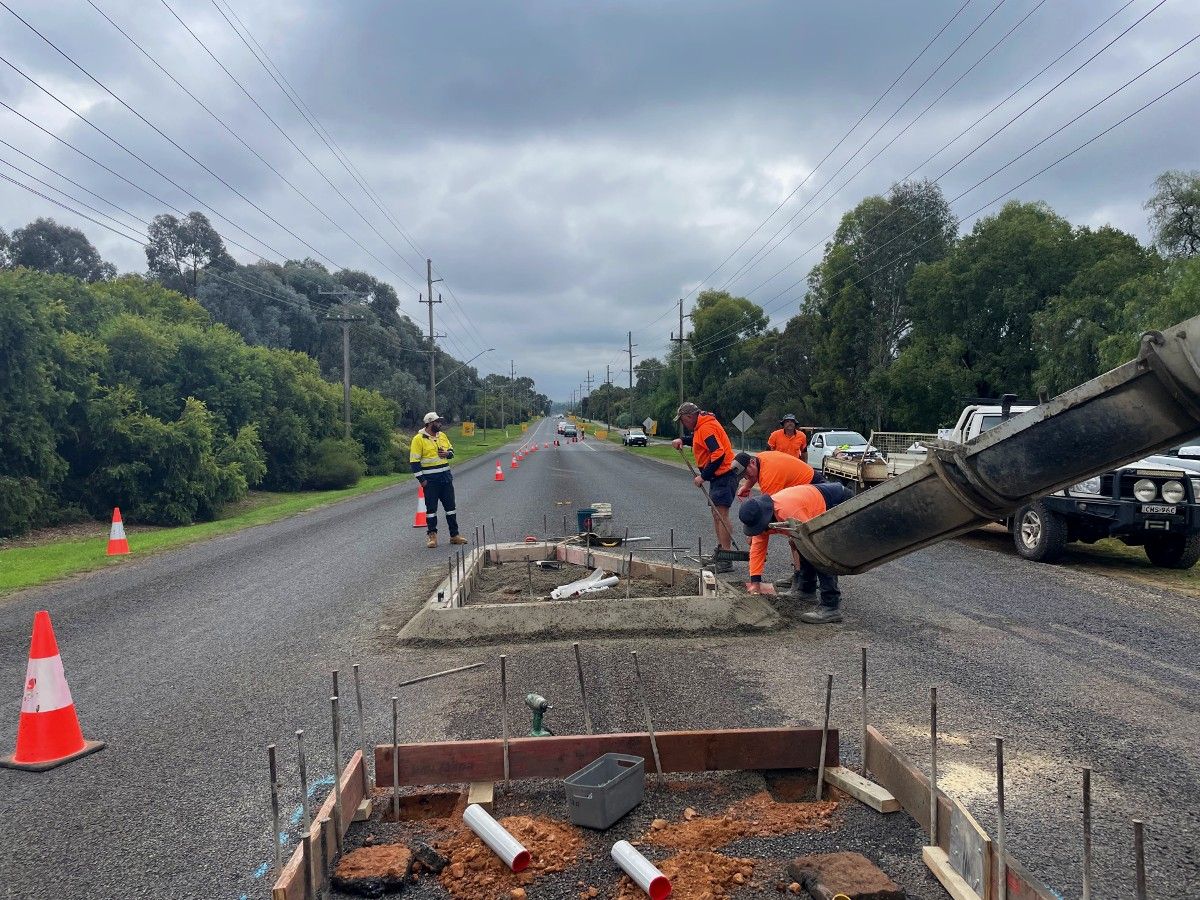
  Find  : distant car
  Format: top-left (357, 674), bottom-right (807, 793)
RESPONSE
top-left (622, 428), bottom-right (648, 446)
top-left (807, 430), bottom-right (870, 466)
top-left (561, 423), bottom-right (578, 437)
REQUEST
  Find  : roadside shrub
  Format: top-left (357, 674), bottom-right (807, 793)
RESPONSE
top-left (304, 438), bottom-right (364, 490)
top-left (0, 477), bottom-right (48, 538)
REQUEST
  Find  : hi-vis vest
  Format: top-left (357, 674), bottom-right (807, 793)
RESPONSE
top-left (410, 430), bottom-right (453, 477)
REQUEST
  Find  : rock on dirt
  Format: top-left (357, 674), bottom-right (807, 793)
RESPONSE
top-left (615, 850), bottom-right (754, 900)
top-left (787, 851), bottom-right (903, 899)
top-left (331, 844), bottom-right (413, 898)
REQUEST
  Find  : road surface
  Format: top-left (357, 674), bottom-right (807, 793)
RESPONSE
top-left (0, 418), bottom-right (1195, 898)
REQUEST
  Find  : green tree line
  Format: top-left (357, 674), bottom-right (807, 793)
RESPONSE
top-left (582, 171), bottom-right (1200, 439)
top-left (0, 214), bottom-right (547, 537)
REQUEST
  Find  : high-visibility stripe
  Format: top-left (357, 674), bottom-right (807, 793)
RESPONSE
top-left (21, 654), bottom-right (74, 713)
top-left (419, 465), bottom-right (450, 475)
top-left (109, 519), bottom-right (126, 541)
top-left (443, 508), bottom-right (457, 516)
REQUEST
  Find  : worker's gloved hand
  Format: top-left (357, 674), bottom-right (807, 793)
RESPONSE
top-left (693, 475), bottom-right (704, 488)
top-left (671, 438), bottom-right (684, 451)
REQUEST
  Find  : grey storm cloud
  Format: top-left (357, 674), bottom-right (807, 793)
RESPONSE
top-left (2, 0), bottom-right (1199, 395)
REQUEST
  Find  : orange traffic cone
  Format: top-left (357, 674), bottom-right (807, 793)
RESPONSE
top-left (494, 460), bottom-right (505, 482)
top-left (511, 455), bottom-right (519, 469)
top-left (413, 483), bottom-right (428, 528)
top-left (1, 611), bottom-right (105, 771)
top-left (106, 507), bottom-right (129, 556)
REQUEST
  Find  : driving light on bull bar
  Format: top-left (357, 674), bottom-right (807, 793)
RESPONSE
top-left (1162, 480), bottom-right (1185, 504)
top-left (1072, 476), bottom-right (1102, 494)
top-left (1133, 478), bottom-right (1158, 502)
top-left (1191, 477), bottom-right (1200, 501)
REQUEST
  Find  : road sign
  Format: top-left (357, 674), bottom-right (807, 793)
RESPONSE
top-left (732, 410), bottom-right (754, 450)
top-left (643, 417), bottom-right (657, 436)
top-left (461, 421), bottom-right (476, 437)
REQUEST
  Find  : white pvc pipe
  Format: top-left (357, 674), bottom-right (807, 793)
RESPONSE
top-left (612, 840), bottom-right (671, 899)
top-left (463, 804), bottom-right (531, 872)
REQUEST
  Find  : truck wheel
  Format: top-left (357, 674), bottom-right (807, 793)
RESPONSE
top-left (1144, 533), bottom-right (1200, 569)
top-left (1013, 501), bottom-right (1068, 562)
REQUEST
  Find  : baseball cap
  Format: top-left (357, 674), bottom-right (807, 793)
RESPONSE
top-left (733, 451), bottom-right (754, 473)
top-left (423, 412), bottom-right (443, 425)
top-left (673, 401), bottom-right (700, 422)
top-left (738, 494), bottom-right (775, 536)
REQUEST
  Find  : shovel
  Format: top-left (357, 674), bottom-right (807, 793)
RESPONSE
top-left (675, 446), bottom-right (741, 551)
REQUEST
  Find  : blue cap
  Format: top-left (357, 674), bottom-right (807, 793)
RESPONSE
top-left (739, 494), bottom-right (775, 536)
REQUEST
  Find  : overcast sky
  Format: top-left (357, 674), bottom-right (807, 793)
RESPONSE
top-left (2, 0), bottom-right (1199, 399)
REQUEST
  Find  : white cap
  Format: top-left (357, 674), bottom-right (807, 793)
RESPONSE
top-left (423, 412), bottom-right (442, 425)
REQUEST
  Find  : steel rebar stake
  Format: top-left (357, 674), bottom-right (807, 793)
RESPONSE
top-left (332, 669), bottom-right (339, 702)
top-left (816, 673), bottom-right (833, 801)
top-left (930, 687), bottom-right (939, 846)
top-left (303, 827), bottom-right (315, 899)
top-left (268, 744), bottom-right (283, 876)
top-left (860, 647), bottom-right (868, 776)
top-left (491, 516), bottom-right (498, 560)
top-left (353, 664), bottom-right (371, 791)
top-left (996, 737), bottom-right (1007, 900)
top-left (331, 697), bottom-right (343, 851)
top-left (296, 729), bottom-right (311, 835)
top-left (481, 523), bottom-right (487, 562)
top-left (318, 815), bottom-right (331, 897)
top-left (573, 642), bottom-right (594, 735)
top-left (500, 655), bottom-right (511, 784)
top-left (631, 651), bottom-right (663, 778)
top-left (625, 553), bottom-right (633, 599)
top-left (1134, 820), bottom-right (1147, 900)
top-left (391, 697), bottom-right (400, 820)
top-left (526, 555), bottom-right (533, 597)
top-left (1082, 767), bottom-right (1093, 900)
top-left (669, 528), bottom-right (676, 586)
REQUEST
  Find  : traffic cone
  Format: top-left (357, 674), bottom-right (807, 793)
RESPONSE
top-left (511, 455), bottom-right (519, 469)
top-left (413, 483), bottom-right (428, 528)
top-left (1, 611), bottom-right (105, 771)
top-left (494, 460), bottom-right (505, 482)
top-left (106, 507), bottom-right (129, 556)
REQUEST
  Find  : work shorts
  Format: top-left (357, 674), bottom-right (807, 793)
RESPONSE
top-left (708, 470), bottom-right (739, 508)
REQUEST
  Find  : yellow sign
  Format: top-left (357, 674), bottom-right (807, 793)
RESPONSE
top-left (521, 423), bottom-right (529, 432)
top-left (594, 429), bottom-right (608, 439)
top-left (461, 421), bottom-right (476, 437)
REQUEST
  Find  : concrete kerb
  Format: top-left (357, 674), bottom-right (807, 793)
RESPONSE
top-left (397, 540), bottom-right (782, 644)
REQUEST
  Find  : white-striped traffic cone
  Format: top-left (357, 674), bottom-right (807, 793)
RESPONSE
top-left (1, 611), bottom-right (105, 771)
top-left (106, 507), bottom-right (129, 556)
top-left (413, 483), bottom-right (428, 528)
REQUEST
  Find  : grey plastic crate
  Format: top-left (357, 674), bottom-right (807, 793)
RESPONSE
top-left (563, 752), bottom-right (645, 829)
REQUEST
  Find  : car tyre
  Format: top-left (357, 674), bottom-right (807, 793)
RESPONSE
top-left (1144, 533), bottom-right (1200, 568)
top-left (1013, 501), bottom-right (1068, 562)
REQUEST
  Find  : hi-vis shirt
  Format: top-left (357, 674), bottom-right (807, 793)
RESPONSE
top-left (410, 429), bottom-right (454, 478)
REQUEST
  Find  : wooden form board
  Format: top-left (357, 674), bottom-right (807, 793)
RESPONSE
top-left (375, 727), bottom-right (839, 787)
top-left (865, 727), bottom-right (1057, 900)
top-left (825, 765), bottom-right (900, 813)
top-left (271, 751), bottom-right (366, 900)
top-left (924, 846), bottom-right (983, 900)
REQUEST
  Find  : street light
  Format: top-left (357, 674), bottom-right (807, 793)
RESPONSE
top-left (433, 349), bottom-right (494, 388)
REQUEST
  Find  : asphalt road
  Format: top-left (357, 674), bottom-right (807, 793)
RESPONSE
top-left (0, 417), bottom-right (1196, 899)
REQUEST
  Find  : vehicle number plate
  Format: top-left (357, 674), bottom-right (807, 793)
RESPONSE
top-left (1141, 504), bottom-right (1177, 514)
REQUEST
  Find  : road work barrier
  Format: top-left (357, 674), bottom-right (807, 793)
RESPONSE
top-left (782, 319), bottom-right (1200, 575)
top-left (1, 610), bottom-right (105, 771)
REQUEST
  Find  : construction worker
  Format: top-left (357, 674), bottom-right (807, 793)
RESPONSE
top-left (671, 401), bottom-right (737, 571)
top-left (734, 449), bottom-right (820, 499)
top-left (738, 482), bottom-right (849, 624)
top-left (767, 413), bottom-right (807, 459)
top-left (410, 412), bottom-right (468, 549)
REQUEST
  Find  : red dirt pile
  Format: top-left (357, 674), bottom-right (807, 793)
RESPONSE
top-left (615, 851), bottom-right (755, 899)
top-left (643, 791), bottom-right (837, 850)
top-left (436, 815), bottom-right (584, 898)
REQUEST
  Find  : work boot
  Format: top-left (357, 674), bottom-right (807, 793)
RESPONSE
top-left (800, 606), bottom-right (842, 625)
top-left (449, 535), bottom-right (468, 545)
top-left (789, 581), bottom-right (817, 603)
top-left (773, 576), bottom-right (793, 590)
top-left (426, 533), bottom-right (438, 549)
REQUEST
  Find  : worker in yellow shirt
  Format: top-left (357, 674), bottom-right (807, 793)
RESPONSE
top-left (410, 412), bottom-right (468, 549)
top-left (767, 413), bottom-right (807, 459)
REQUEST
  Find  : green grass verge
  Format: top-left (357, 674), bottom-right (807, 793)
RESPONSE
top-left (0, 423), bottom-right (531, 596)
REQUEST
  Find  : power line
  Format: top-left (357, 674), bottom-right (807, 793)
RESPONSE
top-left (0, 2), bottom-right (343, 269)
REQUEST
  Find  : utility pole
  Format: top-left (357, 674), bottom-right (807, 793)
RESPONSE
top-left (627, 331), bottom-right (637, 429)
top-left (605, 364), bottom-right (612, 427)
top-left (510, 360), bottom-right (517, 425)
top-left (422, 259), bottom-right (443, 411)
top-left (670, 299), bottom-right (689, 437)
top-left (584, 371), bottom-right (594, 420)
top-left (320, 290), bottom-right (365, 440)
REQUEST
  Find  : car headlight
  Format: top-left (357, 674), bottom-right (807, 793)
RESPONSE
top-left (1134, 478), bottom-right (1158, 502)
top-left (1162, 480), bottom-right (1185, 504)
top-left (1072, 476), bottom-right (1102, 495)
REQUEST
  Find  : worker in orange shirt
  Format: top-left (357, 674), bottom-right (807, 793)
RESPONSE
top-left (671, 401), bottom-right (737, 572)
top-left (733, 450), bottom-right (820, 499)
top-left (767, 413), bottom-right (807, 459)
top-left (738, 482), bottom-right (849, 624)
